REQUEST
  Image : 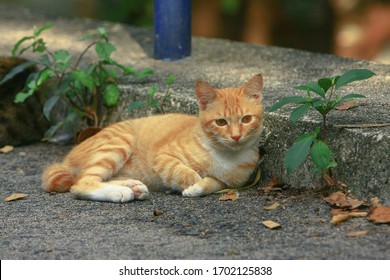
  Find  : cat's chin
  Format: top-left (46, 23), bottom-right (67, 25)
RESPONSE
top-left (219, 140), bottom-right (250, 152)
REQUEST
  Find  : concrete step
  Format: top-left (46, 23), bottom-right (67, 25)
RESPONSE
top-left (1, 7), bottom-right (389, 203)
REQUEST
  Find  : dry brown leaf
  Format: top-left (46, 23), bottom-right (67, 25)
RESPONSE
top-left (335, 100), bottom-right (357, 110)
top-left (369, 206), bottom-right (390, 224)
top-left (259, 177), bottom-right (284, 193)
top-left (4, 193), bottom-right (28, 202)
top-left (346, 230), bottom-right (368, 237)
top-left (330, 208), bottom-right (368, 225)
top-left (0, 145), bottom-right (14, 153)
top-left (153, 209), bottom-right (164, 216)
top-left (219, 191), bottom-right (238, 201)
top-left (263, 202), bottom-right (280, 211)
top-left (331, 214), bottom-right (350, 224)
top-left (262, 220), bottom-right (281, 229)
top-left (348, 211), bottom-right (368, 217)
top-left (324, 191), bottom-right (366, 209)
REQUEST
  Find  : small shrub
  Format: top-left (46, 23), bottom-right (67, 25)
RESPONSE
top-left (3, 24), bottom-right (153, 141)
top-left (270, 69), bottom-right (375, 183)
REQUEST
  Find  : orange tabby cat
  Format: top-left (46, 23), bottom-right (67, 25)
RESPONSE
top-left (42, 74), bottom-right (264, 202)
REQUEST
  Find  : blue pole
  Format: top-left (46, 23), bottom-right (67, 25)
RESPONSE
top-left (154, 0), bottom-right (192, 60)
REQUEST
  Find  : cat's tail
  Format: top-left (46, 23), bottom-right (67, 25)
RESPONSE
top-left (42, 163), bottom-right (74, 192)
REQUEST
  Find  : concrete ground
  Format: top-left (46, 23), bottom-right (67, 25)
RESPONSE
top-left (1, 143), bottom-right (389, 259)
top-left (0, 7), bottom-right (389, 260)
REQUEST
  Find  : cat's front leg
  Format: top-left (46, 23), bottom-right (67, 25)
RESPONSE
top-left (153, 154), bottom-right (203, 191)
top-left (182, 177), bottom-right (226, 197)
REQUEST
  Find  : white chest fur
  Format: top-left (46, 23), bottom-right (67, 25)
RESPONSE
top-left (207, 146), bottom-right (258, 186)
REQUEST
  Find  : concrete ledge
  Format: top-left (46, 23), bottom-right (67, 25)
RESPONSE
top-left (1, 7), bottom-right (389, 202)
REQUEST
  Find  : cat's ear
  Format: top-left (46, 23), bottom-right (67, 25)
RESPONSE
top-left (196, 80), bottom-right (217, 110)
top-left (242, 74), bottom-right (263, 103)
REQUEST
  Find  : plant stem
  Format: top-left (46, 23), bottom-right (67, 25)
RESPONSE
top-left (321, 114), bottom-right (327, 142)
top-left (327, 85), bottom-right (335, 103)
top-left (73, 41), bottom-right (96, 70)
top-left (159, 85), bottom-right (172, 114)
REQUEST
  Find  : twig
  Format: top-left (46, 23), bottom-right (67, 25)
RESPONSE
top-left (334, 123), bottom-right (390, 128)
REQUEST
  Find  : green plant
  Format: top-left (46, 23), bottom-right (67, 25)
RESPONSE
top-left (5, 23), bottom-right (153, 140)
top-left (269, 69), bottom-right (375, 182)
top-left (128, 73), bottom-right (174, 114)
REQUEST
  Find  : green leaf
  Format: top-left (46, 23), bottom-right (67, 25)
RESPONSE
top-left (0, 60), bottom-right (36, 86)
top-left (340, 93), bottom-right (366, 101)
top-left (290, 104), bottom-right (311, 124)
top-left (135, 67), bottom-right (154, 79)
top-left (12, 36), bottom-right (34, 56)
top-left (295, 81), bottom-right (326, 98)
top-left (71, 70), bottom-right (95, 92)
top-left (27, 80), bottom-right (38, 90)
top-left (335, 69), bottom-right (375, 89)
top-left (33, 23), bottom-right (53, 37)
top-left (128, 100), bottom-right (148, 111)
top-left (95, 42), bottom-right (116, 60)
top-left (166, 73), bottom-right (174, 86)
top-left (37, 68), bottom-right (54, 86)
top-left (295, 133), bottom-right (314, 142)
top-left (149, 84), bottom-right (158, 98)
top-left (318, 78), bottom-right (333, 93)
top-left (103, 83), bottom-right (120, 106)
top-left (269, 96), bottom-right (307, 112)
top-left (43, 95), bottom-right (60, 120)
top-left (310, 141), bottom-right (334, 169)
top-left (311, 98), bottom-right (327, 108)
top-left (43, 121), bottom-right (64, 140)
top-left (38, 54), bottom-right (51, 66)
top-left (14, 90), bottom-right (34, 103)
top-left (53, 50), bottom-right (72, 64)
top-left (97, 27), bottom-right (107, 36)
top-left (32, 38), bottom-right (47, 53)
top-left (284, 136), bottom-right (314, 174)
top-left (79, 33), bottom-right (95, 41)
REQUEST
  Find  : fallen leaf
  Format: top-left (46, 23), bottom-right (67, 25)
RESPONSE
top-left (324, 191), bottom-right (366, 209)
top-left (346, 230), bottom-right (368, 237)
top-left (263, 202), bottom-right (280, 211)
top-left (259, 177), bottom-right (285, 193)
top-left (262, 220), bottom-right (281, 229)
top-left (331, 208), bottom-right (368, 217)
top-left (0, 145), bottom-right (14, 153)
top-left (348, 211), bottom-right (368, 217)
top-left (335, 100), bottom-right (357, 110)
top-left (153, 209), bottom-right (164, 216)
top-left (330, 208), bottom-right (368, 225)
top-left (369, 206), bottom-right (390, 224)
top-left (219, 191), bottom-right (238, 201)
top-left (331, 214), bottom-right (350, 224)
top-left (4, 193), bottom-right (28, 202)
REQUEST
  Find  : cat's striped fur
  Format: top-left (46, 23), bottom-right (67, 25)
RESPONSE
top-left (42, 74), bottom-right (264, 202)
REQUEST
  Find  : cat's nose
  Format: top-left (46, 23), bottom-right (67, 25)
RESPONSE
top-left (231, 135), bottom-right (241, 142)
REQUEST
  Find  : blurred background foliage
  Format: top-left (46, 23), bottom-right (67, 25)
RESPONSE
top-left (2, 0), bottom-right (389, 63)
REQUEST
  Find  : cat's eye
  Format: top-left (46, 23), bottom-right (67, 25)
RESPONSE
top-left (215, 119), bottom-right (228, 126)
top-left (242, 115), bottom-right (252, 124)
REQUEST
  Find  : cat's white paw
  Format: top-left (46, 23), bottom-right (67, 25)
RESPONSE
top-left (182, 184), bottom-right (204, 197)
top-left (90, 184), bottom-right (135, 203)
top-left (108, 179), bottom-right (149, 200)
top-left (124, 179), bottom-right (149, 200)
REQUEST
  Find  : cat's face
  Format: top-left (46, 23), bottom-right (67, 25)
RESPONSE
top-left (196, 74), bottom-right (263, 151)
